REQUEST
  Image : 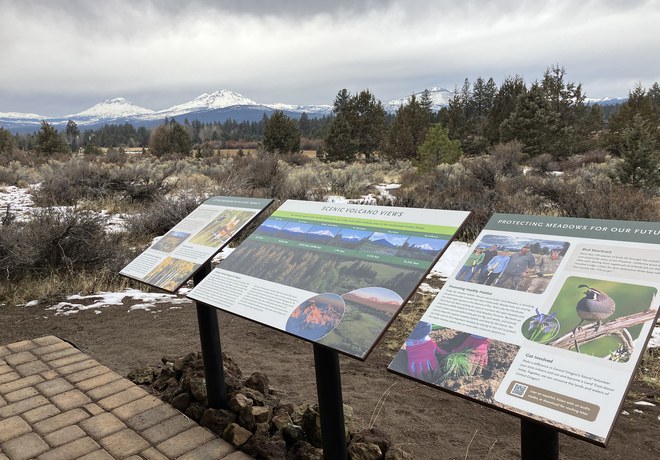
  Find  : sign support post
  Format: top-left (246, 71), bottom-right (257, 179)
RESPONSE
top-left (521, 419), bottom-right (558, 460)
top-left (194, 261), bottom-right (228, 409)
top-left (313, 344), bottom-right (348, 460)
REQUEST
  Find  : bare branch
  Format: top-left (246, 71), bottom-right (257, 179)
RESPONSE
top-left (548, 309), bottom-right (658, 349)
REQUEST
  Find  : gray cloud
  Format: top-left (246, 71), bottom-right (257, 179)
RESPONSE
top-left (1, 0), bottom-right (658, 115)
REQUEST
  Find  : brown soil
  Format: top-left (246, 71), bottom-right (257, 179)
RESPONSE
top-left (1, 296), bottom-right (658, 459)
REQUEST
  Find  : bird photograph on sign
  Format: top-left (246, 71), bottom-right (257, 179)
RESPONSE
top-left (541, 277), bottom-right (657, 361)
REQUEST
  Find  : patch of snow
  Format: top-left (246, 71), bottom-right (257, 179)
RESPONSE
top-left (46, 288), bottom-right (191, 315)
top-left (429, 241), bottom-right (470, 279)
top-left (633, 409), bottom-right (644, 414)
top-left (634, 401), bottom-right (656, 406)
top-left (622, 410), bottom-right (629, 416)
top-left (647, 326), bottom-right (660, 348)
top-left (417, 283), bottom-right (441, 295)
top-left (23, 300), bottom-right (40, 307)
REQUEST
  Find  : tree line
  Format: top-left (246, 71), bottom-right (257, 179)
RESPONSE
top-left (1, 65), bottom-right (657, 189)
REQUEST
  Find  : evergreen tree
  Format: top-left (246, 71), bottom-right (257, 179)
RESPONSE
top-left (383, 94), bottom-right (433, 161)
top-left (324, 89), bottom-right (386, 161)
top-left (485, 75), bottom-right (527, 145)
top-left (65, 120), bottom-right (80, 152)
top-left (263, 110), bottom-right (301, 153)
top-left (35, 121), bottom-right (68, 155)
top-left (324, 113), bottom-right (357, 161)
top-left (148, 120), bottom-right (192, 157)
top-left (608, 83), bottom-right (659, 156)
top-left (500, 83), bottom-right (556, 157)
top-left (416, 124), bottom-right (463, 171)
top-left (0, 127), bottom-right (14, 155)
top-left (616, 114), bottom-right (659, 189)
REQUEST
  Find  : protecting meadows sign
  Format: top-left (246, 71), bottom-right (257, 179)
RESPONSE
top-left (388, 213), bottom-right (660, 445)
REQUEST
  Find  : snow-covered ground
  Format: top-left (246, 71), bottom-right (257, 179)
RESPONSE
top-left (0, 185), bottom-right (126, 232)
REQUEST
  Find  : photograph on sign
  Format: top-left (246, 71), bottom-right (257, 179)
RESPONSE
top-left (187, 200), bottom-right (470, 359)
top-left (388, 214), bottom-right (660, 444)
top-left (119, 196), bottom-right (273, 292)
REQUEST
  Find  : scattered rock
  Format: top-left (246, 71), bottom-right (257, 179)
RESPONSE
top-left (224, 422), bottom-right (252, 447)
top-left (252, 405), bottom-right (273, 424)
top-left (185, 402), bottom-right (207, 421)
top-left (239, 404), bottom-right (256, 432)
top-left (282, 424), bottom-right (306, 446)
top-left (128, 350), bottom-right (410, 460)
top-left (288, 441), bottom-right (323, 460)
top-left (384, 446), bottom-right (414, 460)
top-left (242, 433), bottom-right (287, 460)
top-left (229, 392), bottom-right (253, 413)
top-left (200, 408), bottom-right (237, 436)
top-left (171, 392), bottom-right (192, 412)
top-left (189, 375), bottom-right (207, 401)
top-left (245, 371), bottom-right (270, 394)
top-left (348, 442), bottom-right (382, 460)
top-left (350, 427), bottom-right (392, 454)
top-left (127, 366), bottom-right (154, 385)
top-left (271, 412), bottom-right (293, 431)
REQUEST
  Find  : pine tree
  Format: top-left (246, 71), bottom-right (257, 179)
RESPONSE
top-left (65, 120), bottom-right (80, 152)
top-left (608, 83), bottom-right (659, 156)
top-left (324, 89), bottom-right (386, 161)
top-left (383, 94), bottom-right (432, 161)
top-left (416, 124), bottom-right (463, 171)
top-left (263, 110), bottom-right (301, 153)
top-left (0, 127), bottom-right (13, 155)
top-left (616, 114), bottom-right (659, 189)
top-left (35, 121), bottom-right (68, 155)
top-left (485, 75), bottom-right (527, 145)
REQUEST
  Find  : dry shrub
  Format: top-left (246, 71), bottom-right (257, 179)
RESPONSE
top-left (279, 162), bottom-right (330, 201)
top-left (32, 160), bottom-right (113, 206)
top-left (0, 207), bottom-right (122, 281)
top-left (0, 269), bottom-right (131, 306)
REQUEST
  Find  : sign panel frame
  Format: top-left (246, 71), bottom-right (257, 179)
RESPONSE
top-left (188, 200), bottom-right (471, 360)
top-left (387, 213), bottom-right (660, 445)
top-left (120, 196), bottom-right (273, 292)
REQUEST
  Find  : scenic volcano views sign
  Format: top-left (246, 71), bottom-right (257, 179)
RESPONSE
top-left (187, 200), bottom-right (470, 359)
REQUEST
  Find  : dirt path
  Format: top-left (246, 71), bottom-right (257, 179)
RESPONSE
top-left (1, 298), bottom-right (658, 459)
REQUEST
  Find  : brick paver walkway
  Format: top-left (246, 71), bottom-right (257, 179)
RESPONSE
top-left (0, 336), bottom-right (252, 460)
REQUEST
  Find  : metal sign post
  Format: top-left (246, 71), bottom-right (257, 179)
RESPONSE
top-left (193, 261), bottom-right (228, 409)
top-left (521, 419), bottom-right (559, 460)
top-left (313, 344), bottom-right (348, 460)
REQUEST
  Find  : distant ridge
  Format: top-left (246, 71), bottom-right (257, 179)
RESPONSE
top-left (0, 88), bottom-right (626, 133)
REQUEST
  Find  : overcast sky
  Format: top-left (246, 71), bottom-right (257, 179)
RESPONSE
top-left (1, 0), bottom-right (659, 116)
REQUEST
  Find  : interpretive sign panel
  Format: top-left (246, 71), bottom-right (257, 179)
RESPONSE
top-left (187, 200), bottom-right (470, 359)
top-left (120, 196), bottom-right (273, 292)
top-left (388, 213), bottom-right (660, 445)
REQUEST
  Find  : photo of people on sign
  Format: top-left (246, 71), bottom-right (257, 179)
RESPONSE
top-left (455, 234), bottom-right (570, 294)
top-left (187, 200), bottom-right (471, 360)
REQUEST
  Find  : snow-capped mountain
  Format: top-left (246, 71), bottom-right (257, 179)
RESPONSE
top-left (68, 97), bottom-right (155, 121)
top-left (383, 87), bottom-right (454, 112)
top-left (156, 90), bottom-right (258, 118)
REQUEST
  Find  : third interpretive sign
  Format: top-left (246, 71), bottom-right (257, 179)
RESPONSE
top-left (188, 200), bottom-right (470, 359)
top-left (120, 196), bottom-right (272, 292)
top-left (388, 213), bottom-right (660, 444)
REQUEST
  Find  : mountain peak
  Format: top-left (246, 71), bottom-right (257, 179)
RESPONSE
top-left (72, 98), bottom-right (155, 118)
top-left (163, 90), bottom-right (258, 115)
